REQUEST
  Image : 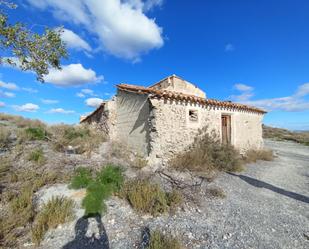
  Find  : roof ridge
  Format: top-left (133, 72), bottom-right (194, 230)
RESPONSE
top-left (116, 83), bottom-right (267, 114)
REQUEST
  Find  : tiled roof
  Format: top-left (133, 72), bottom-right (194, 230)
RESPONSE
top-left (117, 83), bottom-right (267, 114)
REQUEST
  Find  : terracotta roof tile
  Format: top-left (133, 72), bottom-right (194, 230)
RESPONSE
top-left (117, 83), bottom-right (267, 114)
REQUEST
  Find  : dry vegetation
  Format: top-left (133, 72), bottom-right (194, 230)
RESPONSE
top-left (120, 179), bottom-right (183, 216)
top-left (32, 196), bottom-right (75, 245)
top-left (169, 127), bottom-right (244, 174)
top-left (263, 124), bottom-right (309, 146)
top-left (0, 113), bottom-right (106, 247)
top-left (170, 126), bottom-right (275, 175)
top-left (148, 230), bottom-right (183, 249)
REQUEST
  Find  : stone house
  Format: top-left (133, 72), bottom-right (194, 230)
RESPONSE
top-left (80, 75), bottom-right (266, 164)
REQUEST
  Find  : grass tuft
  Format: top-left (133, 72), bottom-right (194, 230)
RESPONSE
top-left (0, 127), bottom-right (11, 149)
top-left (28, 148), bottom-right (46, 165)
top-left (120, 180), bottom-right (182, 216)
top-left (24, 127), bottom-right (47, 140)
top-left (31, 196), bottom-right (75, 245)
top-left (206, 187), bottom-right (226, 198)
top-left (148, 230), bottom-right (183, 249)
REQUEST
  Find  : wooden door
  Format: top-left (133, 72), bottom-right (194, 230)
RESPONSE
top-left (221, 115), bottom-right (231, 145)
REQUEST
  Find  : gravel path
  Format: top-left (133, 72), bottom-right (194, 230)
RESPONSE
top-left (35, 140), bottom-right (309, 249)
top-left (201, 139), bottom-right (309, 249)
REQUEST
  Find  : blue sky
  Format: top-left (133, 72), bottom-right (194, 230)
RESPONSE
top-left (0, 0), bottom-right (309, 130)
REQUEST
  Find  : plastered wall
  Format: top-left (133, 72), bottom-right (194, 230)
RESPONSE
top-left (115, 90), bottom-right (150, 156)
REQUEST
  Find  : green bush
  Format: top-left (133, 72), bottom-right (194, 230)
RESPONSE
top-left (96, 165), bottom-right (124, 192)
top-left (28, 149), bottom-right (46, 165)
top-left (120, 180), bottom-right (182, 216)
top-left (31, 196), bottom-right (75, 245)
top-left (69, 165), bottom-right (124, 216)
top-left (148, 230), bottom-right (183, 249)
top-left (24, 127), bottom-right (47, 140)
top-left (69, 167), bottom-right (92, 189)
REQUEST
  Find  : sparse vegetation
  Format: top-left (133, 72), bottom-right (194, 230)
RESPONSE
top-left (49, 124), bottom-right (106, 155)
top-left (31, 196), bottom-right (75, 245)
top-left (263, 125), bottom-right (309, 146)
top-left (28, 148), bottom-right (46, 165)
top-left (0, 114), bottom-right (108, 247)
top-left (148, 230), bottom-right (183, 249)
top-left (120, 179), bottom-right (183, 216)
top-left (170, 127), bottom-right (243, 174)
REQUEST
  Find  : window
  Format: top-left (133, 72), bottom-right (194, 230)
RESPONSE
top-left (189, 110), bottom-right (198, 122)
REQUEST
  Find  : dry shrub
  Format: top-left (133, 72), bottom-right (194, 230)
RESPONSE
top-left (32, 196), bottom-right (75, 245)
top-left (120, 180), bottom-right (183, 216)
top-left (132, 155), bottom-right (148, 169)
top-left (49, 124), bottom-right (106, 156)
top-left (206, 187), bottom-right (226, 198)
top-left (170, 126), bottom-right (243, 173)
top-left (0, 126), bottom-right (11, 149)
top-left (0, 113), bottom-right (46, 128)
top-left (0, 156), bottom-right (11, 181)
top-left (148, 230), bottom-right (183, 249)
top-left (243, 149), bottom-right (274, 163)
top-left (28, 148), bottom-right (46, 165)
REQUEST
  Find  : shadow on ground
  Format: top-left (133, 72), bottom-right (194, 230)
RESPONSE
top-left (62, 214), bottom-right (109, 249)
top-left (228, 173), bottom-right (309, 204)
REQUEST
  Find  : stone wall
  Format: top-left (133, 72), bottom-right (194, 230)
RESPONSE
top-left (148, 98), bottom-right (264, 164)
top-left (115, 90), bottom-right (150, 156)
top-left (81, 99), bottom-right (116, 139)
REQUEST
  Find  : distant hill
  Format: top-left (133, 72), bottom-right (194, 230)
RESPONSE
top-left (263, 125), bottom-right (309, 146)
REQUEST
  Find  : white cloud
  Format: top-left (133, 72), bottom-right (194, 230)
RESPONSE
top-left (0, 90), bottom-right (15, 98)
top-left (0, 81), bottom-right (19, 90)
top-left (81, 89), bottom-right (95, 95)
top-left (22, 87), bottom-right (38, 93)
top-left (61, 28), bottom-right (92, 52)
top-left (230, 82), bottom-right (309, 112)
top-left (234, 83), bottom-right (253, 92)
top-left (47, 108), bottom-right (75, 114)
top-left (85, 97), bottom-right (103, 108)
top-left (230, 83), bottom-right (254, 101)
top-left (44, 63), bottom-right (103, 86)
top-left (12, 103), bottom-right (39, 112)
top-left (27, 0), bottom-right (164, 60)
top-left (295, 83), bottom-right (309, 97)
top-left (76, 92), bottom-right (85, 98)
top-left (0, 101), bottom-right (5, 107)
top-left (41, 99), bottom-right (59, 104)
top-left (225, 43), bottom-right (235, 52)
top-left (76, 88), bottom-right (97, 98)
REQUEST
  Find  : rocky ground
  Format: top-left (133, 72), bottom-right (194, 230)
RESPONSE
top-left (24, 139), bottom-right (308, 249)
